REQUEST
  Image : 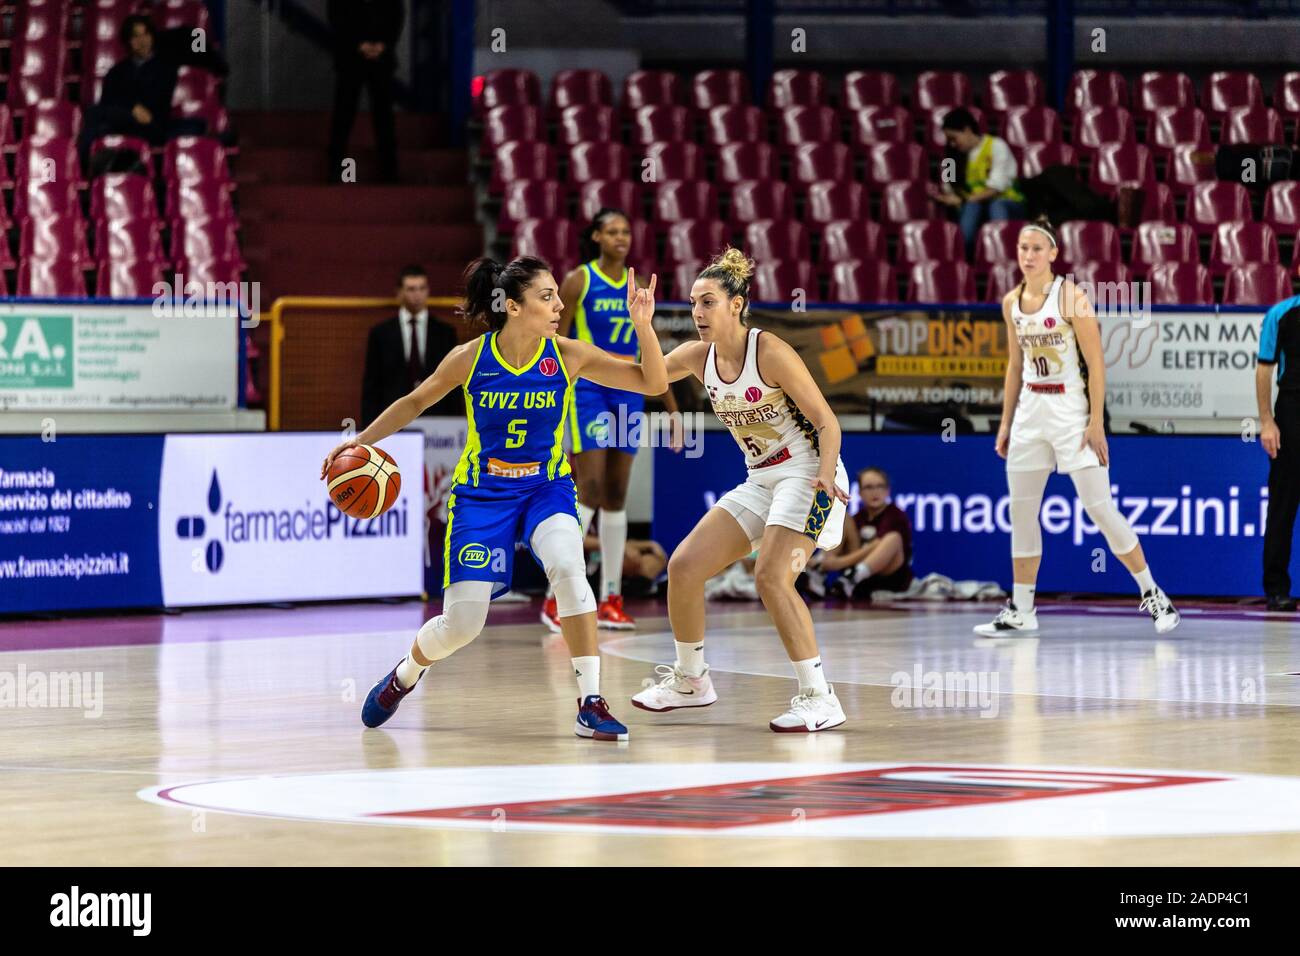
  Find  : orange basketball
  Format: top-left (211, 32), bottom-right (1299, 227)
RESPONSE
top-left (326, 443), bottom-right (402, 519)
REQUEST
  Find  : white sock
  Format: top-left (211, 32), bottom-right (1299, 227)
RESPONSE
top-left (395, 654), bottom-right (426, 690)
top-left (1013, 582), bottom-right (1036, 612)
top-left (675, 640), bottom-right (706, 678)
top-left (1133, 566), bottom-right (1156, 594)
top-left (573, 655), bottom-right (600, 699)
top-left (792, 656), bottom-right (830, 696)
top-left (854, 558), bottom-right (873, 580)
top-left (599, 509), bottom-right (627, 599)
top-left (548, 503), bottom-right (598, 599)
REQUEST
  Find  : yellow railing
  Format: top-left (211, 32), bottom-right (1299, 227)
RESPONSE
top-left (268, 295), bottom-right (461, 430)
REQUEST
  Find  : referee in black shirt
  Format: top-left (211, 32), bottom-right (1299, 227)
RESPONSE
top-left (1258, 287), bottom-right (1300, 611)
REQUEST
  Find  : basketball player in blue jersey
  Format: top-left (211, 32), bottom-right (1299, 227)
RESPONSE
top-left (539, 208), bottom-right (682, 634)
top-left (322, 255), bottom-right (666, 740)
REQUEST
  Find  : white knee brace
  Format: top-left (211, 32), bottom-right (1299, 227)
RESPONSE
top-left (415, 580), bottom-right (492, 661)
top-left (1008, 468), bottom-right (1050, 558)
top-left (1069, 466), bottom-right (1139, 556)
top-left (531, 513), bottom-right (597, 618)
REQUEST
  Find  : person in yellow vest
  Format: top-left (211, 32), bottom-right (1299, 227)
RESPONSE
top-left (929, 107), bottom-right (1027, 256)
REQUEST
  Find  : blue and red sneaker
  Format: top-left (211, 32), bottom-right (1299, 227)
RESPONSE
top-left (361, 663), bottom-right (420, 728)
top-left (574, 695), bottom-right (629, 741)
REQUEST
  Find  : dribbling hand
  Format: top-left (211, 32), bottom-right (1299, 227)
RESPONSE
top-left (321, 440), bottom-right (357, 480)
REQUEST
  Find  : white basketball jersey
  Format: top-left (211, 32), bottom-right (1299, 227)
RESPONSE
top-left (704, 327), bottom-right (820, 468)
top-left (1011, 274), bottom-right (1087, 393)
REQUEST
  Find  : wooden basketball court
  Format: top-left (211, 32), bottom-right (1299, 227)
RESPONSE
top-left (2, 598), bottom-right (1299, 866)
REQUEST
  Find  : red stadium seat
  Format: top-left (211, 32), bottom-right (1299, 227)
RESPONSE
top-left (984, 70), bottom-right (1045, 114)
top-left (642, 141), bottom-right (704, 182)
top-left (767, 70), bottom-right (828, 109)
top-left (623, 71), bottom-right (684, 113)
top-left (986, 262), bottom-right (1024, 302)
top-left (477, 70), bottom-right (542, 116)
top-left (1001, 106), bottom-right (1062, 148)
top-left (153, 0), bottom-right (210, 30)
top-left (841, 71), bottom-right (901, 110)
top-left (1263, 181), bottom-right (1300, 234)
top-left (1208, 221), bottom-right (1278, 275)
top-left (974, 220), bottom-right (1027, 274)
top-left (498, 179), bottom-right (566, 232)
top-left (95, 219), bottom-right (166, 265)
top-left (744, 220), bottom-right (810, 263)
top-left (654, 180), bottom-right (719, 224)
top-left (820, 220), bottom-right (885, 267)
top-left (169, 217), bottom-right (244, 269)
top-left (664, 220), bottom-right (731, 267)
top-left (1017, 141), bottom-right (1077, 178)
top-left (90, 173), bottom-right (159, 222)
top-left (18, 258), bottom-right (88, 297)
top-left (165, 180), bottom-right (236, 223)
top-left (483, 105), bottom-right (542, 148)
top-left (175, 257), bottom-right (243, 286)
top-left (1129, 222), bottom-right (1199, 275)
top-left (714, 141), bottom-right (776, 183)
top-left (6, 27), bottom-right (67, 112)
top-left (577, 180), bottom-right (642, 221)
top-left (880, 181), bottom-right (940, 232)
top-left (670, 260), bottom-right (705, 300)
top-left (163, 137), bottom-right (232, 185)
top-left (1166, 144), bottom-right (1217, 196)
top-left (922, 105), bottom-right (984, 154)
top-left (1141, 182), bottom-right (1177, 224)
top-left (549, 69), bottom-right (613, 116)
top-left (1137, 72), bottom-right (1196, 119)
top-left (851, 105), bottom-right (912, 147)
top-left (1223, 263), bottom-right (1293, 305)
top-left (1148, 261), bottom-right (1213, 305)
top-left (1202, 71), bottom-right (1263, 123)
top-left (705, 105), bottom-right (766, 146)
top-left (898, 220), bottom-right (964, 265)
top-left (558, 105), bottom-right (616, 147)
top-left (1072, 106), bottom-right (1136, 157)
top-left (777, 105), bottom-right (840, 147)
top-left (805, 180), bottom-right (868, 224)
top-left (567, 141), bottom-right (629, 184)
top-left (27, 98), bottom-right (81, 140)
top-left (830, 259), bottom-right (896, 303)
top-left (1222, 105), bottom-right (1286, 146)
top-left (628, 220), bottom-right (659, 276)
top-left (1058, 220), bottom-right (1122, 267)
top-left (1071, 260), bottom-right (1132, 290)
top-left (1068, 70), bottom-right (1129, 113)
top-left (1185, 181), bottom-right (1253, 234)
top-left (728, 180), bottom-right (793, 224)
top-left (914, 71), bottom-right (972, 112)
top-left (98, 259), bottom-right (167, 298)
top-left (1275, 72), bottom-right (1300, 130)
top-left (790, 143), bottom-right (853, 188)
top-left (489, 141), bottom-right (557, 193)
top-left (172, 66), bottom-right (219, 111)
top-left (751, 260), bottom-right (816, 302)
top-left (1088, 142), bottom-right (1154, 195)
top-left (632, 105), bottom-right (693, 145)
top-left (1147, 107), bottom-right (1211, 161)
top-left (907, 261), bottom-right (977, 303)
top-left (692, 70), bottom-right (749, 110)
top-left (20, 215), bottom-right (91, 265)
top-left (90, 135), bottom-right (151, 171)
top-left (864, 142), bottom-right (926, 190)
top-left (513, 218), bottom-right (578, 272)
top-left (15, 135), bottom-right (81, 187)
top-left (12, 178), bottom-right (80, 222)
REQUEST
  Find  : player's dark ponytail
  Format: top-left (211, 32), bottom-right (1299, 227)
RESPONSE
top-left (459, 255), bottom-right (551, 331)
top-left (578, 207), bottom-right (630, 263)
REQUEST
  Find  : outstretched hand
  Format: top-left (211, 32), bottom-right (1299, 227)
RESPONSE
top-left (626, 267), bottom-right (658, 329)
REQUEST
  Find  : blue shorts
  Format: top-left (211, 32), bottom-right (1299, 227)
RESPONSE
top-left (443, 477), bottom-right (580, 599)
top-left (567, 379), bottom-right (645, 455)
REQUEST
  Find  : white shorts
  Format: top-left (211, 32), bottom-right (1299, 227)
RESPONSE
top-left (1006, 388), bottom-right (1100, 474)
top-left (716, 454), bottom-right (848, 552)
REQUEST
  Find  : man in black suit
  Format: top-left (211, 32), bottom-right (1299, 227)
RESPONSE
top-left (361, 265), bottom-right (462, 426)
top-left (327, 0), bottom-right (404, 182)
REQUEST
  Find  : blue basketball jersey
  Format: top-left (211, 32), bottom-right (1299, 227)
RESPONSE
top-left (571, 260), bottom-right (638, 359)
top-left (453, 332), bottom-right (573, 489)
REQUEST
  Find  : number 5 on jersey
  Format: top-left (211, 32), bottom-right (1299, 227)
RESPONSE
top-left (506, 418), bottom-right (527, 449)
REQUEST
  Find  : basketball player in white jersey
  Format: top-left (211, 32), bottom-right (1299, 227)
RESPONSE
top-left (976, 217), bottom-right (1180, 636)
top-left (630, 249), bottom-right (851, 731)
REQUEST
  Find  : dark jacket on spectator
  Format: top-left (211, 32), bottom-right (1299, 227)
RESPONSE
top-left (328, 0), bottom-right (405, 66)
top-left (98, 54), bottom-right (177, 145)
top-left (361, 313), bottom-right (462, 427)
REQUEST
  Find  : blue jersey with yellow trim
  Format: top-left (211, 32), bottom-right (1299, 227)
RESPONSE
top-left (572, 260), bottom-right (638, 359)
top-left (453, 332), bottom-right (574, 489)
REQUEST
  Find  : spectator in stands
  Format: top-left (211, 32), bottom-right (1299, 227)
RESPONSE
top-left (1258, 283), bottom-right (1300, 612)
top-left (327, 0), bottom-right (404, 183)
top-left (811, 466), bottom-right (914, 599)
top-left (361, 265), bottom-right (461, 427)
top-left (79, 15), bottom-right (179, 165)
top-left (929, 107), bottom-right (1027, 256)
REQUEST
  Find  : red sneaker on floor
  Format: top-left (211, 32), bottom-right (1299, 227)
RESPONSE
top-left (597, 594), bottom-right (636, 630)
top-left (540, 596), bottom-right (562, 633)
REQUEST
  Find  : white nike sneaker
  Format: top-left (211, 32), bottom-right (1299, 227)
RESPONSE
top-left (1140, 587), bottom-right (1180, 634)
top-left (769, 686), bottom-right (846, 733)
top-left (974, 600), bottom-right (1039, 637)
top-left (630, 665), bottom-right (718, 712)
